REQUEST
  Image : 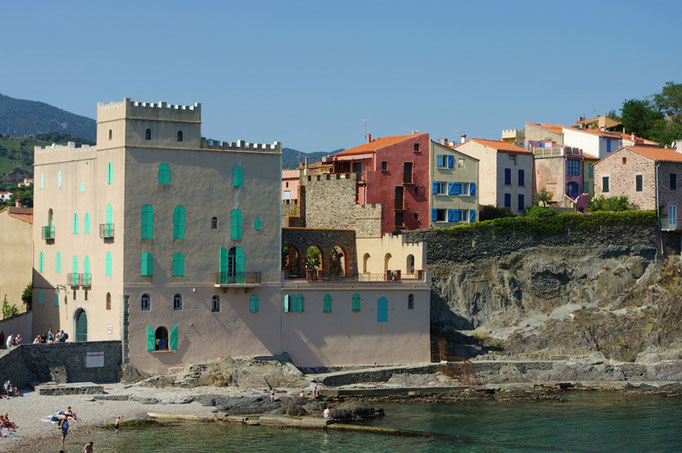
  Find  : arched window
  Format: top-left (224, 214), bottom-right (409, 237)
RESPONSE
top-left (362, 253), bottom-right (370, 274)
top-left (408, 294), bottom-right (414, 310)
top-left (225, 246), bottom-right (245, 284)
top-left (295, 295), bottom-right (305, 312)
top-left (384, 253), bottom-right (392, 272)
top-left (173, 205), bottom-right (186, 239)
top-left (39, 252), bottom-right (45, 272)
top-left (406, 254), bottom-right (415, 275)
top-left (141, 293), bottom-right (150, 311)
top-left (254, 217), bottom-right (262, 231)
top-left (108, 129), bottom-right (112, 140)
top-left (211, 295), bottom-right (220, 312)
top-left (158, 163), bottom-right (170, 185)
top-left (84, 212), bottom-right (91, 234)
top-left (106, 292), bottom-right (112, 311)
top-left (155, 326), bottom-right (169, 350)
top-left (107, 163), bottom-right (113, 185)
top-left (57, 170), bottom-right (62, 188)
top-left (323, 294), bottom-right (332, 313)
top-left (172, 253), bottom-right (185, 276)
top-left (249, 294), bottom-right (259, 313)
top-left (211, 217), bottom-right (218, 229)
top-left (141, 204), bottom-right (154, 238)
top-left (232, 166), bottom-right (243, 187)
top-left (145, 128), bottom-right (151, 140)
top-left (73, 213), bottom-right (79, 234)
top-left (105, 252), bottom-right (112, 276)
top-left (352, 294), bottom-right (361, 312)
top-left (177, 130), bottom-right (183, 142)
top-left (377, 297), bottom-right (388, 322)
top-left (230, 209), bottom-right (242, 240)
top-left (173, 294), bottom-right (182, 311)
top-left (141, 252), bottom-right (153, 276)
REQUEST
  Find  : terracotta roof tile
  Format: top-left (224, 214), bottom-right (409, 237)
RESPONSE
top-left (525, 122), bottom-right (564, 135)
top-left (621, 146), bottom-right (682, 163)
top-left (6, 207), bottom-right (33, 224)
top-left (457, 138), bottom-right (532, 154)
top-left (620, 133), bottom-right (659, 146)
top-left (335, 133), bottom-right (425, 157)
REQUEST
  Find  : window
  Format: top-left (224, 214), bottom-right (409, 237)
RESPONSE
top-left (211, 295), bottom-right (220, 312)
top-left (622, 157), bottom-right (627, 165)
top-left (671, 174), bottom-right (677, 190)
top-left (432, 181), bottom-right (447, 195)
top-left (56, 252), bottom-right (61, 273)
top-left (108, 129), bottom-right (112, 140)
top-left (84, 213), bottom-right (90, 234)
top-left (504, 168), bottom-right (512, 185)
top-left (437, 155), bottom-right (448, 168)
top-left (323, 294), bottom-right (332, 313)
top-left (80, 181), bottom-right (84, 192)
top-left (470, 209), bottom-right (476, 223)
top-left (431, 209), bottom-right (447, 222)
top-left (408, 294), bottom-right (415, 310)
top-left (211, 217), bottom-right (218, 229)
top-left (141, 204), bottom-right (154, 238)
top-left (458, 158), bottom-right (465, 168)
top-left (230, 209), bottom-right (242, 240)
top-left (602, 176), bottom-right (610, 193)
top-left (145, 129), bottom-right (151, 140)
top-left (250, 294), bottom-right (259, 313)
top-left (173, 205), bottom-right (186, 239)
top-left (73, 213), bottom-right (79, 234)
top-left (381, 161), bottom-right (388, 171)
top-left (83, 256), bottom-right (91, 285)
top-left (172, 253), bottom-right (185, 277)
top-left (413, 143), bottom-right (420, 152)
top-left (141, 252), bottom-right (153, 276)
top-left (377, 297), bottom-right (388, 322)
top-left (159, 163), bottom-right (171, 185)
top-left (504, 193), bottom-right (511, 208)
top-left (567, 160), bottom-right (580, 176)
top-left (174, 294), bottom-right (182, 311)
top-left (395, 212), bottom-right (404, 227)
top-left (107, 163), bottom-right (113, 185)
top-left (39, 289), bottom-right (44, 305)
top-left (589, 164), bottom-right (594, 178)
top-left (414, 212), bottom-right (419, 220)
top-left (39, 252), bottom-right (44, 272)
top-left (352, 294), bottom-right (361, 312)
top-left (447, 209), bottom-right (465, 223)
top-left (254, 217), bottom-right (262, 231)
top-left (518, 169), bottom-right (525, 186)
top-left (583, 181), bottom-right (589, 193)
top-left (636, 174), bottom-right (643, 192)
top-left (58, 170), bottom-right (62, 188)
top-left (141, 293), bottom-right (150, 311)
top-left (285, 182), bottom-right (289, 188)
top-left (106, 293), bottom-right (111, 310)
top-left (105, 252), bottom-right (112, 276)
top-left (72, 256), bottom-right (78, 282)
top-left (296, 295), bottom-right (305, 312)
top-left (155, 326), bottom-right (169, 350)
top-left (233, 166), bottom-right (243, 187)
top-left (41, 173), bottom-right (45, 189)
top-left (284, 190), bottom-right (290, 200)
top-left (607, 139), bottom-right (612, 153)
top-left (448, 182), bottom-right (461, 195)
top-left (518, 194), bottom-right (525, 211)
top-left (177, 130), bottom-right (183, 142)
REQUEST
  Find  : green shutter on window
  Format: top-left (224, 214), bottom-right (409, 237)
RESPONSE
top-left (169, 325), bottom-right (178, 351)
top-left (141, 252), bottom-right (153, 276)
top-left (323, 294), bottom-right (332, 313)
top-left (283, 294), bottom-right (291, 312)
top-left (352, 294), bottom-right (361, 312)
top-left (80, 181), bottom-right (84, 192)
top-left (105, 252), bottom-right (112, 276)
top-left (84, 256), bottom-right (91, 285)
top-left (172, 253), bottom-right (185, 276)
top-left (56, 252), bottom-right (61, 273)
top-left (254, 217), bottom-right (262, 231)
top-left (41, 173), bottom-right (45, 189)
top-left (158, 163), bottom-right (171, 185)
top-left (219, 246), bottom-right (228, 284)
top-left (56, 293), bottom-right (59, 306)
top-left (230, 209), bottom-right (242, 240)
top-left (146, 326), bottom-right (155, 351)
top-left (72, 256), bottom-right (78, 285)
top-left (39, 252), bottom-right (44, 272)
top-left (39, 289), bottom-right (44, 305)
top-left (296, 295), bottom-right (305, 312)
top-left (73, 213), bottom-right (79, 234)
top-left (235, 246), bottom-right (245, 284)
top-left (233, 166), bottom-right (243, 187)
top-left (58, 170), bottom-right (62, 188)
top-left (173, 205), bottom-right (186, 239)
top-left (107, 163), bottom-right (113, 185)
top-left (84, 213), bottom-right (90, 234)
top-left (141, 204), bottom-right (154, 238)
top-left (250, 294), bottom-right (259, 313)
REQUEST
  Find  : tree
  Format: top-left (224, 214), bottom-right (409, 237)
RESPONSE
top-left (536, 188), bottom-right (552, 207)
top-left (2, 295), bottom-right (19, 319)
top-left (653, 81), bottom-right (682, 118)
top-left (21, 283), bottom-right (32, 310)
top-left (9, 184), bottom-right (33, 208)
top-left (305, 247), bottom-right (321, 270)
top-left (620, 99), bottom-right (662, 139)
top-left (589, 196), bottom-right (639, 212)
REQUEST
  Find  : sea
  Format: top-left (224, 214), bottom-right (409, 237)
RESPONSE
top-left (62, 391), bottom-right (682, 452)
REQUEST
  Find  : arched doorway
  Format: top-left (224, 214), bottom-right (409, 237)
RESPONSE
top-left (362, 253), bottom-right (370, 274)
top-left (406, 254), bottom-right (415, 275)
top-left (329, 245), bottom-right (346, 277)
top-left (75, 308), bottom-right (87, 342)
top-left (282, 245), bottom-right (302, 278)
top-left (384, 253), bottom-right (392, 272)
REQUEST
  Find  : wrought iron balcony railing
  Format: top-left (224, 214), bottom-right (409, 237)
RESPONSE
top-left (99, 223), bottom-right (114, 239)
top-left (42, 226), bottom-right (55, 240)
top-left (215, 272), bottom-right (262, 286)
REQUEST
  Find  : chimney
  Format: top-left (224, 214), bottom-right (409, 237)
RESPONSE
top-left (366, 134), bottom-right (372, 143)
top-left (631, 132), bottom-right (636, 142)
top-left (304, 157), bottom-right (309, 169)
top-left (441, 138), bottom-right (448, 145)
top-left (14, 200), bottom-right (20, 208)
top-left (460, 134), bottom-right (467, 144)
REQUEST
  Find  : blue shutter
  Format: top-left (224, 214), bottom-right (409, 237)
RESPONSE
top-left (518, 194), bottom-right (525, 211)
top-left (432, 182), bottom-right (438, 195)
top-left (505, 168), bottom-right (511, 185)
top-left (448, 182), bottom-right (456, 195)
top-left (453, 182), bottom-right (461, 195)
top-left (469, 209), bottom-right (476, 223)
top-left (447, 209), bottom-right (456, 222)
top-left (431, 209), bottom-right (438, 221)
top-left (377, 297), bottom-right (388, 322)
top-left (504, 193), bottom-right (511, 208)
top-left (518, 169), bottom-right (525, 186)
top-left (448, 155), bottom-right (454, 168)
top-left (470, 182), bottom-right (476, 196)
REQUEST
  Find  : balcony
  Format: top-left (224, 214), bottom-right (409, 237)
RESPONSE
top-left (215, 272), bottom-right (262, 287)
top-left (533, 146), bottom-right (582, 158)
top-left (67, 273), bottom-right (92, 287)
top-left (42, 226), bottom-right (55, 241)
top-left (99, 223), bottom-right (114, 239)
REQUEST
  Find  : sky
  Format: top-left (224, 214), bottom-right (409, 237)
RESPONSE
top-left (2, 0), bottom-right (681, 152)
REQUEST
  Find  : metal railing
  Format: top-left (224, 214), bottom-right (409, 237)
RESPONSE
top-left (301, 270), bottom-right (428, 282)
top-left (67, 273), bottom-right (92, 287)
top-left (99, 223), bottom-right (114, 239)
top-left (81, 273), bottom-right (91, 287)
top-left (42, 226), bottom-right (55, 240)
top-left (216, 271), bottom-right (262, 285)
top-left (67, 273), bottom-right (79, 287)
top-left (532, 146), bottom-right (582, 158)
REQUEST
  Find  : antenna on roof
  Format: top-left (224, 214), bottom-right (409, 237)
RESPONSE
top-left (362, 119), bottom-right (369, 141)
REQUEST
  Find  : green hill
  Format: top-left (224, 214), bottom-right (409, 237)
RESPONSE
top-left (0, 93), bottom-right (96, 141)
top-left (282, 148), bottom-right (344, 169)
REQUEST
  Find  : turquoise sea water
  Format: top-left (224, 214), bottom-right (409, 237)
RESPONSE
top-left (61, 392), bottom-right (682, 452)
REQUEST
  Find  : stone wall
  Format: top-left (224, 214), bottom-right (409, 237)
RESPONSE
top-left (0, 311), bottom-right (32, 346)
top-left (282, 228), bottom-right (358, 275)
top-left (0, 341), bottom-right (122, 388)
top-left (281, 199), bottom-right (299, 226)
top-left (594, 149), bottom-right (656, 209)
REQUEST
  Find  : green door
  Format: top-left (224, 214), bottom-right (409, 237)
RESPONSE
top-left (75, 310), bottom-right (88, 342)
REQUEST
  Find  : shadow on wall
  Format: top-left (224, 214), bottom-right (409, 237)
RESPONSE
top-left (430, 289), bottom-right (473, 330)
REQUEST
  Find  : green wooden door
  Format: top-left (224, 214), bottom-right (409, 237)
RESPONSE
top-left (76, 310), bottom-right (88, 342)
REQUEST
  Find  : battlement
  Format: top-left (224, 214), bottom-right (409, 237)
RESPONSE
top-left (97, 98), bottom-right (201, 122)
top-left (201, 138), bottom-right (281, 153)
top-left (307, 173), bottom-right (355, 182)
top-left (34, 142), bottom-right (97, 164)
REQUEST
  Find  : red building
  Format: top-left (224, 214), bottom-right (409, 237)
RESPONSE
top-left (332, 133), bottom-right (430, 234)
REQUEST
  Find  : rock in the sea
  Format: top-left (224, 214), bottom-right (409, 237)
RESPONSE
top-left (302, 400), bottom-right (326, 416)
top-left (278, 397), bottom-right (309, 416)
top-left (330, 402), bottom-right (377, 421)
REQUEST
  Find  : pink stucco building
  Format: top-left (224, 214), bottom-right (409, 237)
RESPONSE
top-left (282, 169), bottom-right (300, 202)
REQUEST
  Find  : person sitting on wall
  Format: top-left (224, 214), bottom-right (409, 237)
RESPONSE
top-left (14, 335), bottom-right (21, 345)
top-left (47, 329), bottom-right (54, 342)
top-left (323, 408), bottom-right (333, 420)
top-left (60, 330), bottom-right (68, 342)
top-left (5, 334), bottom-right (13, 349)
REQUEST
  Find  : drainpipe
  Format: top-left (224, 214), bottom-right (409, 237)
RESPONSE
top-left (655, 162), bottom-right (663, 256)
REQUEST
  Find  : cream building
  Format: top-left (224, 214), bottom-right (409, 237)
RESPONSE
top-left (0, 206), bottom-right (33, 310)
top-left (430, 140), bottom-right (479, 226)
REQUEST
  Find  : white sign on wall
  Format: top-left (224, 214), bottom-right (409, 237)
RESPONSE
top-left (85, 352), bottom-right (104, 368)
top-left (107, 324), bottom-right (113, 334)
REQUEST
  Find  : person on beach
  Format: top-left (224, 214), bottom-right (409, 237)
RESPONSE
top-left (64, 406), bottom-right (78, 421)
top-left (61, 418), bottom-right (69, 446)
top-left (299, 391), bottom-right (305, 398)
top-left (115, 416), bottom-right (120, 433)
top-left (48, 329), bottom-right (54, 342)
top-left (269, 388), bottom-right (276, 402)
top-left (83, 441), bottom-right (94, 453)
top-left (323, 408), bottom-right (333, 419)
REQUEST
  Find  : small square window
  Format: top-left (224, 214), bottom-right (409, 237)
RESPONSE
top-left (414, 213), bottom-right (418, 220)
top-left (413, 143), bottom-right (420, 153)
top-left (285, 182), bottom-right (289, 188)
top-left (458, 158), bottom-right (465, 168)
top-left (381, 161), bottom-right (388, 171)
top-left (622, 157), bottom-right (627, 165)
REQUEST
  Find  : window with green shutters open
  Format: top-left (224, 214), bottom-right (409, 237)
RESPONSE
top-left (230, 209), bottom-right (242, 240)
top-left (296, 295), bottom-right (305, 312)
top-left (141, 252), bottom-right (153, 276)
top-left (172, 253), bottom-right (185, 277)
top-left (233, 166), bottom-right (243, 187)
top-left (323, 294), bottom-right (332, 313)
top-left (147, 326), bottom-right (178, 351)
top-left (250, 294), bottom-right (259, 313)
top-left (352, 294), bottom-right (361, 312)
top-left (173, 206), bottom-right (186, 239)
top-left (159, 163), bottom-right (171, 185)
top-left (141, 204), bottom-right (154, 238)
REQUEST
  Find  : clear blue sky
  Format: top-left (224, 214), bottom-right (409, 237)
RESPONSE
top-left (2, 0), bottom-right (681, 152)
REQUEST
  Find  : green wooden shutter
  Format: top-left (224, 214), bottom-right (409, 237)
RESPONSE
top-left (84, 213), bottom-right (90, 234)
top-left (73, 213), bottom-right (79, 234)
top-left (39, 252), bottom-right (44, 272)
top-left (80, 181), bottom-right (84, 192)
top-left (106, 204), bottom-right (113, 223)
top-left (377, 297), bottom-right (388, 322)
top-left (233, 166), bottom-right (243, 187)
top-left (169, 325), bottom-right (178, 350)
top-left (352, 294), bottom-right (361, 312)
top-left (323, 294), bottom-right (332, 313)
top-left (84, 256), bottom-right (91, 285)
top-left (283, 294), bottom-right (290, 312)
top-left (72, 256), bottom-right (78, 285)
top-left (250, 295), bottom-right (259, 313)
top-left (58, 170), bottom-right (62, 188)
top-left (141, 205), bottom-right (153, 238)
top-left (173, 206), bottom-right (185, 239)
top-left (55, 252), bottom-right (61, 273)
top-left (146, 326), bottom-right (155, 351)
top-left (141, 252), bottom-right (153, 276)
top-left (158, 163), bottom-right (171, 185)
top-left (41, 173), bottom-right (45, 189)
top-left (296, 295), bottom-right (305, 312)
top-left (235, 246), bottom-right (245, 284)
top-left (172, 253), bottom-right (185, 276)
top-left (105, 252), bottom-right (112, 276)
top-left (107, 163), bottom-right (113, 185)
top-left (254, 217), bottom-right (262, 231)
top-left (219, 246), bottom-right (228, 284)
top-left (39, 289), bottom-right (44, 305)
top-left (230, 209), bottom-right (242, 240)
top-left (56, 293), bottom-right (60, 306)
